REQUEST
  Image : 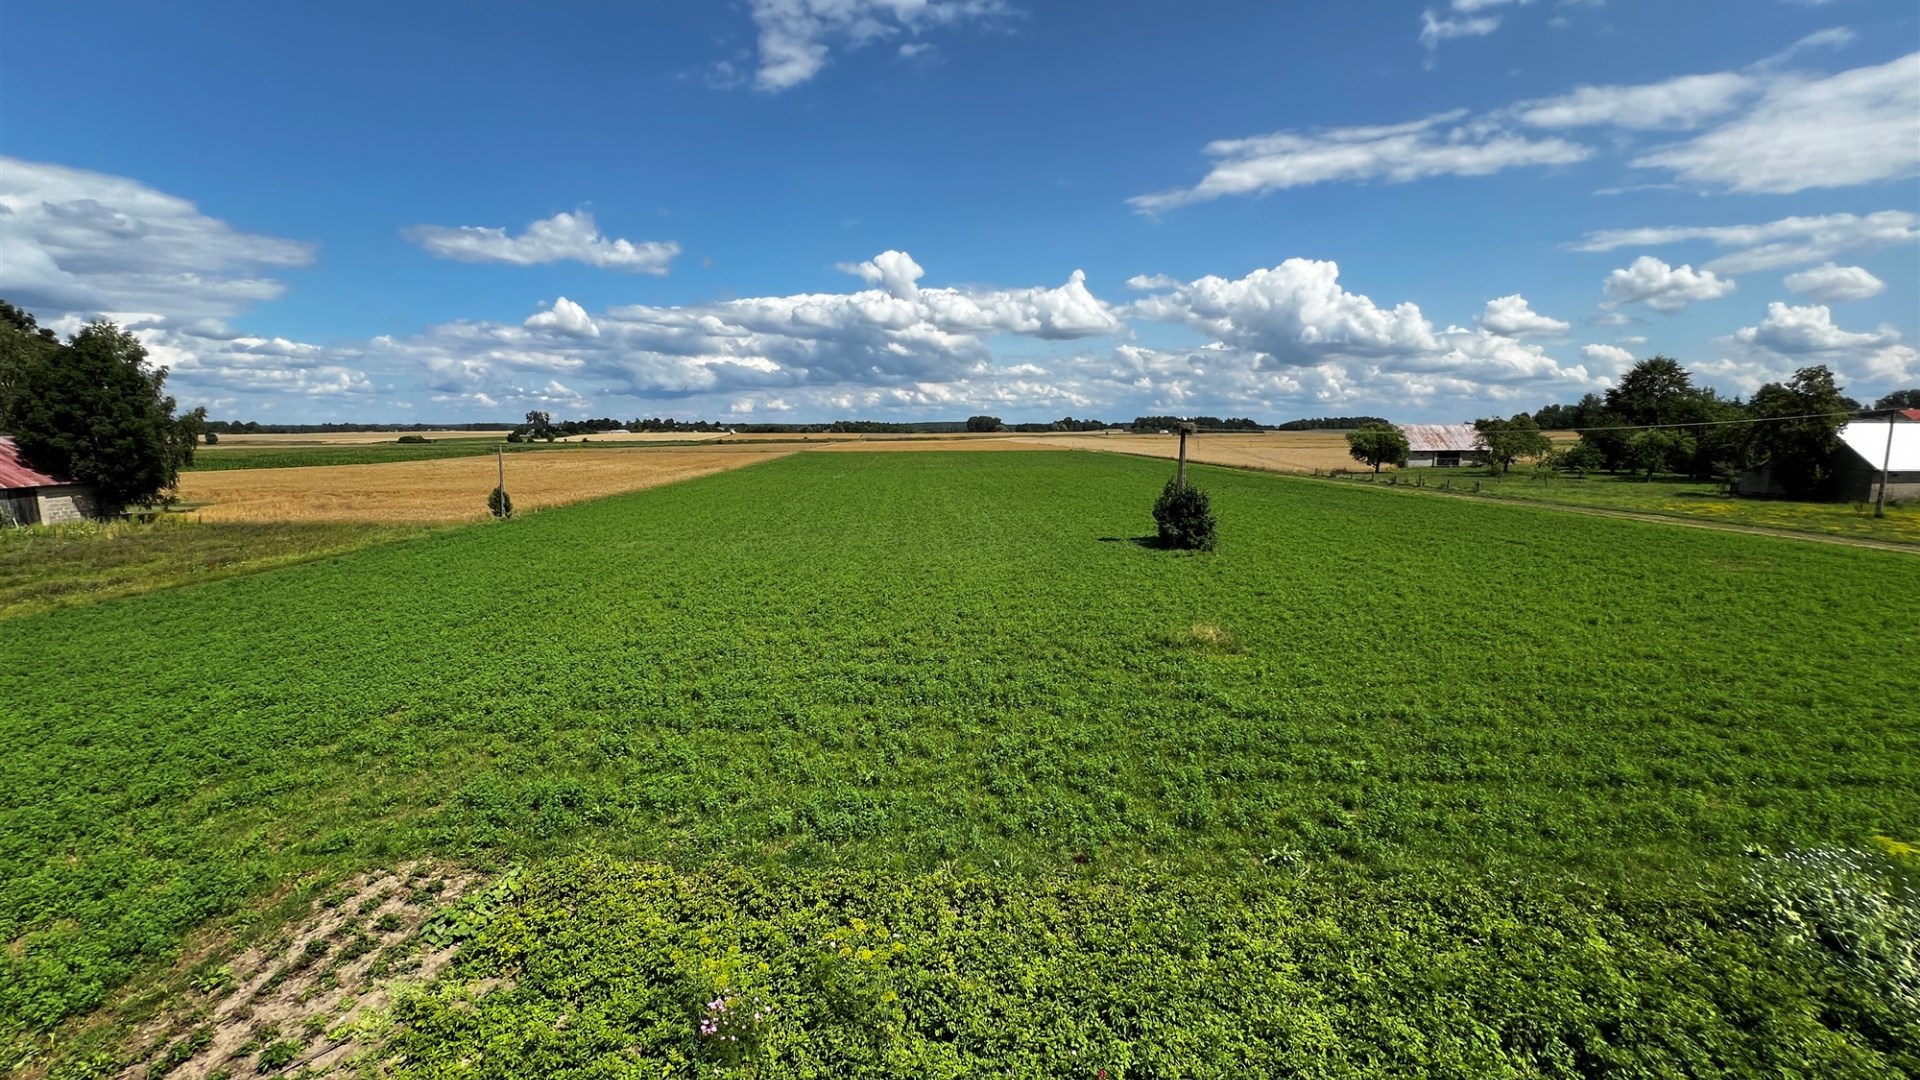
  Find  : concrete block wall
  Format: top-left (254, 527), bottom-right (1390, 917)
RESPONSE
top-left (37, 485), bottom-right (106, 524)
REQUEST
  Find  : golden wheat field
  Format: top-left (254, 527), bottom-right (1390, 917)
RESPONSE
top-left (1009, 431), bottom-right (1365, 473)
top-left (178, 448), bottom-right (792, 523)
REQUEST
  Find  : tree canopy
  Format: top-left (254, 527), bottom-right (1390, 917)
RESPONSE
top-left (1473, 414), bottom-right (1552, 474)
top-left (0, 309), bottom-right (201, 506)
top-left (1875, 389), bottom-right (1920, 411)
top-left (1345, 422), bottom-right (1409, 474)
top-left (1746, 365), bottom-right (1852, 497)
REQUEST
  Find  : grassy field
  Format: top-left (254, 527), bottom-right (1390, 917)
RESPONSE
top-left (0, 517), bottom-right (433, 620)
top-left (1321, 468), bottom-right (1920, 547)
top-left (3, 453), bottom-right (1917, 1076)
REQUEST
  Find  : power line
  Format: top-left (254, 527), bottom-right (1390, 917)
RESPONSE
top-left (1565, 409), bottom-right (1874, 435)
top-left (1179, 407), bottom-right (1905, 437)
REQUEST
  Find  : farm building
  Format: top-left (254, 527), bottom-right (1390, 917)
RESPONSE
top-left (1399, 424), bottom-right (1485, 468)
top-left (0, 436), bottom-right (112, 526)
top-left (1731, 411), bottom-right (1920, 503)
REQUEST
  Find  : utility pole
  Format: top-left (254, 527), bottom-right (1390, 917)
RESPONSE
top-left (497, 445), bottom-right (506, 516)
top-left (1175, 421), bottom-right (1196, 492)
top-left (1875, 410), bottom-right (1896, 519)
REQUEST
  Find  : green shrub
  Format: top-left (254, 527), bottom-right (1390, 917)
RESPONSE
top-left (1151, 477), bottom-right (1216, 550)
top-left (487, 486), bottom-right (512, 519)
top-left (255, 1038), bottom-right (300, 1072)
top-left (396, 434), bottom-right (430, 444)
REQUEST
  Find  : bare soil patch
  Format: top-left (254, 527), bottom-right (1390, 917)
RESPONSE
top-left (118, 863), bottom-right (483, 1079)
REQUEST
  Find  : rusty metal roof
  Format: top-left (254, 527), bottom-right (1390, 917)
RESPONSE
top-left (0, 436), bottom-right (71, 489)
top-left (1399, 423), bottom-right (1482, 452)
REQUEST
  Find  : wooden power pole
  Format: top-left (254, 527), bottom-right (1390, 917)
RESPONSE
top-left (1175, 421), bottom-right (1196, 492)
top-left (1875, 411), bottom-right (1896, 519)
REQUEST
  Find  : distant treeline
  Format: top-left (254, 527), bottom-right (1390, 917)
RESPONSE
top-left (204, 421), bottom-right (516, 434)
top-left (1273, 416), bottom-right (1388, 431)
top-left (1129, 416), bottom-right (1262, 432)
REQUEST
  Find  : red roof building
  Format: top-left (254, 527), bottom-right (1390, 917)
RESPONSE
top-left (0, 437), bottom-right (111, 525)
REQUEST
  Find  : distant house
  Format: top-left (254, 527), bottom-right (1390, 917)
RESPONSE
top-left (0, 436), bottom-right (112, 526)
top-left (1399, 424), bottom-right (1484, 468)
top-left (1732, 411), bottom-right (1920, 503)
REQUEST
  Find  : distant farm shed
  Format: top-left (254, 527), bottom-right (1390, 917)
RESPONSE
top-left (1399, 424), bottom-right (1485, 468)
top-left (0, 436), bottom-right (112, 526)
top-left (1732, 414), bottom-right (1920, 503)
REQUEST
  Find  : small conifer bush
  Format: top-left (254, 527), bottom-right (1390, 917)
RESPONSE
top-left (1152, 477), bottom-right (1216, 550)
top-left (488, 486), bottom-right (513, 519)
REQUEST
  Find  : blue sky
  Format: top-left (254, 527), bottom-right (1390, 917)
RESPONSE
top-left (2, 0), bottom-right (1916, 424)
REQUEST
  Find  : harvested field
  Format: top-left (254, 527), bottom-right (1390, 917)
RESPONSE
top-left (177, 447), bottom-right (789, 523)
top-left (1011, 430), bottom-right (1363, 473)
top-left (1009, 429), bottom-right (1581, 474)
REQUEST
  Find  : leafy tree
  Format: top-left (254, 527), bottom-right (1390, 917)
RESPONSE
top-left (1, 316), bottom-right (200, 506)
top-left (1745, 365), bottom-right (1852, 497)
top-left (1580, 358), bottom-right (1697, 471)
top-left (1345, 421), bottom-right (1409, 474)
top-left (1473, 414), bottom-right (1553, 474)
top-left (965, 415), bottom-right (1004, 433)
top-left (1875, 389), bottom-right (1920, 411)
top-left (523, 410), bottom-right (556, 442)
top-left (1151, 477), bottom-right (1216, 551)
top-left (1626, 429), bottom-right (1695, 479)
top-left (0, 300), bottom-right (60, 423)
top-left (1547, 441), bottom-right (1605, 471)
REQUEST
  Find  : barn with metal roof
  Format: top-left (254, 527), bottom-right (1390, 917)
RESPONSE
top-left (1733, 413), bottom-right (1920, 504)
top-left (0, 436), bottom-right (111, 526)
top-left (1399, 423), bottom-right (1485, 468)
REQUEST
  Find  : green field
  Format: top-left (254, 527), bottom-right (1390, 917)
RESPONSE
top-left (1324, 468), bottom-right (1920, 547)
top-left (4, 452), bottom-right (1917, 1076)
top-left (186, 438), bottom-right (531, 471)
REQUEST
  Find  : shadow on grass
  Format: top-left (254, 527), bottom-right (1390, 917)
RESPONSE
top-left (1097, 535), bottom-right (1179, 550)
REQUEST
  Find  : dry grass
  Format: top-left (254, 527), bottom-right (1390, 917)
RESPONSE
top-left (178, 448), bottom-right (789, 523)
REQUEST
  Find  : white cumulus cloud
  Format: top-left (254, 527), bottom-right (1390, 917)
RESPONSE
top-left (1782, 263), bottom-right (1885, 304)
top-left (1581, 343), bottom-right (1636, 372)
top-left (524, 297), bottom-right (601, 337)
top-left (1601, 256), bottom-right (1737, 312)
top-left (1126, 259), bottom-right (1599, 394)
top-left (403, 210), bottom-right (679, 273)
top-left (1734, 301), bottom-right (1900, 354)
top-left (1478, 294), bottom-right (1570, 337)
